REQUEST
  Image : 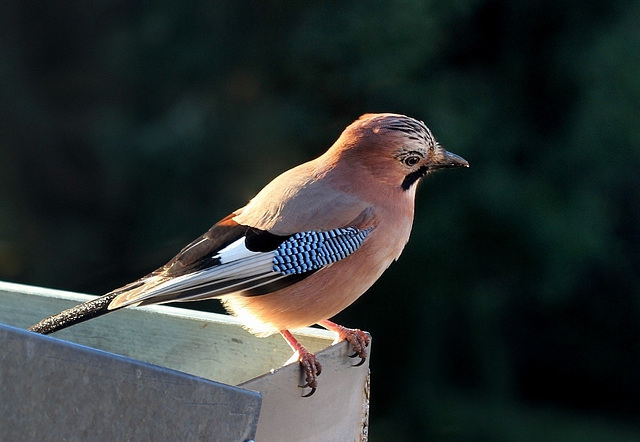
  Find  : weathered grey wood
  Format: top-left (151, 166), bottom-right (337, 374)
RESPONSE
top-left (0, 281), bottom-right (335, 385)
top-left (241, 344), bottom-right (371, 441)
top-left (0, 323), bottom-right (261, 441)
top-left (0, 281), bottom-right (371, 441)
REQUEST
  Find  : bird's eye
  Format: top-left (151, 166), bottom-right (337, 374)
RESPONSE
top-left (403, 155), bottom-right (420, 167)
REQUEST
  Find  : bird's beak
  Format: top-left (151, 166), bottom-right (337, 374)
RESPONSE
top-left (445, 150), bottom-right (469, 168)
top-left (430, 149), bottom-right (469, 170)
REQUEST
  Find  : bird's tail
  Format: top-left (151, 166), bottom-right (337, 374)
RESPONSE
top-left (28, 292), bottom-right (120, 335)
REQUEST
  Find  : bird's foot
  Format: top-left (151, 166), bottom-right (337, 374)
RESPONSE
top-left (297, 348), bottom-right (322, 397)
top-left (280, 329), bottom-right (322, 397)
top-left (318, 320), bottom-right (370, 366)
top-left (344, 329), bottom-right (370, 366)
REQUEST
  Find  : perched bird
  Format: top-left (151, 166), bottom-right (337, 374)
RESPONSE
top-left (29, 113), bottom-right (468, 396)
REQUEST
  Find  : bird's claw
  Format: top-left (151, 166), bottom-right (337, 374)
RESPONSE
top-left (298, 351), bottom-right (322, 397)
top-left (318, 321), bottom-right (371, 367)
top-left (301, 387), bottom-right (316, 398)
top-left (349, 353), bottom-right (367, 367)
top-left (342, 328), bottom-right (370, 366)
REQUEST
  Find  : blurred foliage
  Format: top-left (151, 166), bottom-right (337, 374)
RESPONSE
top-left (2, 0), bottom-right (640, 440)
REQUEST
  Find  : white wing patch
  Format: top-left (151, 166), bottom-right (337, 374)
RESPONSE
top-left (217, 237), bottom-right (261, 263)
top-left (108, 226), bottom-right (374, 309)
top-left (109, 237), bottom-right (276, 308)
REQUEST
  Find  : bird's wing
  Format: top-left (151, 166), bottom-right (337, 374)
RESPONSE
top-left (108, 210), bottom-right (375, 309)
top-left (232, 160), bottom-right (374, 234)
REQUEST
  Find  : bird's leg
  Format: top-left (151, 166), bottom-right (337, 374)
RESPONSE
top-left (318, 320), bottom-right (370, 366)
top-left (280, 329), bottom-right (322, 397)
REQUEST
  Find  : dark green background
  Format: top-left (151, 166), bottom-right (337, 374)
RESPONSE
top-left (2, 1), bottom-right (640, 440)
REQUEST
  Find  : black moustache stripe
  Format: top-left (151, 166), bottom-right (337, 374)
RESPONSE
top-left (401, 166), bottom-right (428, 190)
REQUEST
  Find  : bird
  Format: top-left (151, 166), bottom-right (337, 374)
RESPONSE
top-left (28, 113), bottom-right (468, 396)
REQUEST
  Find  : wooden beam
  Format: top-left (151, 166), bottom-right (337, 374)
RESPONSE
top-left (0, 281), bottom-right (371, 441)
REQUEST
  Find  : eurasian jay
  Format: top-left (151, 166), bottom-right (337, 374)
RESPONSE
top-left (29, 113), bottom-right (468, 396)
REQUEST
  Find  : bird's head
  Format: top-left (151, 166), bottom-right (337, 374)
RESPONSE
top-left (329, 113), bottom-right (469, 192)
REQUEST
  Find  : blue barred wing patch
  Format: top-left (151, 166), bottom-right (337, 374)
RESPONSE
top-left (273, 227), bottom-right (373, 275)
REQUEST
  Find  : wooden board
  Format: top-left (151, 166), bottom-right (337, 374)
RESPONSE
top-left (0, 281), bottom-right (371, 441)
